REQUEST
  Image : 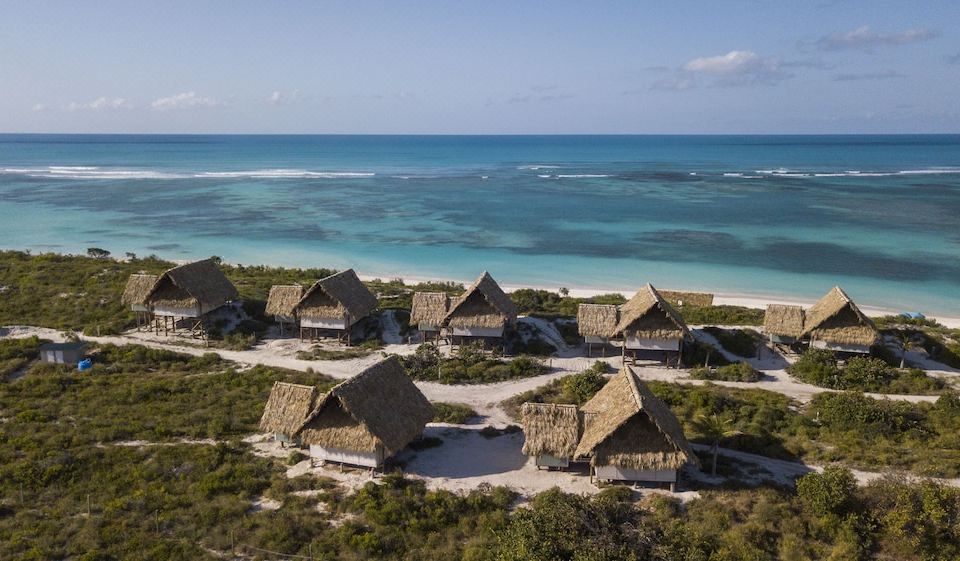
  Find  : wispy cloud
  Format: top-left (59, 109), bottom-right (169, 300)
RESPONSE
top-left (648, 76), bottom-right (695, 91)
top-left (65, 97), bottom-right (133, 111)
top-left (946, 52), bottom-right (960, 65)
top-left (833, 70), bottom-right (905, 81)
top-left (32, 103), bottom-right (47, 112)
top-left (266, 89), bottom-right (302, 105)
top-left (679, 50), bottom-right (791, 86)
top-left (150, 91), bottom-right (220, 110)
top-left (816, 25), bottom-right (938, 51)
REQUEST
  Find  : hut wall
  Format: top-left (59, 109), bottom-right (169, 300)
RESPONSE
top-left (625, 337), bottom-right (681, 351)
top-left (584, 335), bottom-right (608, 344)
top-left (274, 314), bottom-right (297, 324)
top-left (811, 340), bottom-right (871, 354)
top-left (535, 454), bottom-right (570, 468)
top-left (300, 316), bottom-right (348, 330)
top-left (770, 334), bottom-right (797, 344)
top-left (131, 304), bottom-right (150, 313)
top-left (40, 348), bottom-right (85, 364)
top-left (450, 326), bottom-right (504, 337)
top-left (309, 444), bottom-right (384, 468)
top-left (418, 324), bottom-right (440, 332)
top-left (153, 304), bottom-right (201, 318)
top-left (594, 466), bottom-right (677, 483)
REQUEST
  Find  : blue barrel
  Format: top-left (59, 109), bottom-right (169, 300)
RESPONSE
top-left (77, 359), bottom-right (93, 371)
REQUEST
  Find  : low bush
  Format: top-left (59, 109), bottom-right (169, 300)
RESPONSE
top-left (679, 305), bottom-right (765, 326)
top-left (691, 361), bottom-right (761, 382)
top-left (703, 326), bottom-right (763, 358)
top-left (432, 402), bottom-right (478, 424)
top-left (398, 343), bottom-right (548, 384)
top-left (789, 349), bottom-right (944, 394)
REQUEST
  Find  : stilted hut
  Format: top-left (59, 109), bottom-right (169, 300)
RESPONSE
top-left (800, 286), bottom-right (877, 354)
top-left (613, 284), bottom-right (691, 365)
top-left (410, 292), bottom-right (451, 343)
top-left (763, 304), bottom-right (805, 345)
top-left (577, 303), bottom-right (618, 357)
top-left (520, 403), bottom-right (581, 469)
top-left (265, 284), bottom-right (305, 336)
top-left (575, 366), bottom-right (697, 490)
top-left (295, 269), bottom-right (378, 345)
top-left (121, 273), bottom-right (158, 330)
top-left (441, 272), bottom-right (518, 349)
top-left (259, 382), bottom-right (321, 446)
top-left (144, 259), bottom-right (238, 338)
top-left (294, 356), bottom-right (434, 470)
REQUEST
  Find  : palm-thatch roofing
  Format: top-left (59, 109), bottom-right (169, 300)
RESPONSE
top-left (577, 303), bottom-right (619, 338)
top-left (800, 286), bottom-right (877, 347)
top-left (296, 269), bottom-right (377, 323)
top-left (612, 284), bottom-right (690, 341)
top-left (658, 290), bottom-right (714, 308)
top-left (295, 356), bottom-right (434, 455)
top-left (520, 403), bottom-right (581, 458)
top-left (575, 366), bottom-right (696, 470)
top-left (259, 382), bottom-right (321, 436)
top-left (145, 259), bottom-right (238, 314)
top-left (266, 284), bottom-right (305, 317)
top-left (410, 292), bottom-right (450, 327)
top-left (442, 272), bottom-right (518, 330)
top-left (121, 273), bottom-right (158, 306)
top-left (764, 304), bottom-right (805, 339)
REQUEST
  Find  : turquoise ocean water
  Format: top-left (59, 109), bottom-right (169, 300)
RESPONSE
top-left (1, 134), bottom-right (958, 314)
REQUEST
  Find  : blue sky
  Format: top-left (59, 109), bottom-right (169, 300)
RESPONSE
top-left (2, 1), bottom-right (958, 134)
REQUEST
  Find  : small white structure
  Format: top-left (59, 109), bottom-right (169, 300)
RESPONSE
top-left (39, 342), bottom-right (87, 365)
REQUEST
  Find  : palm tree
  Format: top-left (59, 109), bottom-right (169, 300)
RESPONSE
top-left (893, 330), bottom-right (916, 369)
top-left (694, 413), bottom-right (741, 476)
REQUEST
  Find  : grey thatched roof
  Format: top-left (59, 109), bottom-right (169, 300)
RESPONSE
top-left (800, 286), bottom-right (877, 347)
top-left (296, 269), bottom-right (378, 323)
top-left (613, 284), bottom-right (690, 340)
top-left (266, 284), bottom-right (305, 317)
top-left (577, 303), bottom-right (619, 338)
top-left (575, 366), bottom-right (696, 470)
top-left (442, 272), bottom-right (518, 330)
top-left (295, 356), bottom-right (434, 455)
top-left (521, 403), bottom-right (581, 458)
top-left (410, 292), bottom-right (450, 327)
top-left (145, 259), bottom-right (238, 314)
top-left (121, 273), bottom-right (158, 306)
top-left (764, 304), bottom-right (805, 339)
top-left (259, 382), bottom-right (321, 436)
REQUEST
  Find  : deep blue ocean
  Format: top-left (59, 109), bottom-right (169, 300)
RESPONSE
top-left (1, 134), bottom-right (959, 314)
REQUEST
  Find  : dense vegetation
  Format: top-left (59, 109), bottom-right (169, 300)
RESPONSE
top-left (503, 361), bottom-right (613, 418)
top-left (678, 304), bottom-right (765, 326)
top-left (510, 288), bottom-right (626, 319)
top-left (431, 402), bottom-right (478, 424)
top-left (702, 326), bottom-right (763, 358)
top-left (0, 335), bottom-right (46, 378)
top-left (690, 361), bottom-right (761, 382)
top-left (789, 348), bottom-right (946, 394)
top-left (397, 343), bottom-right (547, 384)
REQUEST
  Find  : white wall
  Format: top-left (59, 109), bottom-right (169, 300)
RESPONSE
top-left (625, 337), bottom-right (680, 351)
top-left (300, 317), bottom-right (348, 330)
top-left (309, 444), bottom-right (383, 468)
top-left (153, 305), bottom-right (200, 318)
top-left (811, 340), bottom-right (871, 354)
top-left (594, 466), bottom-right (677, 483)
top-left (535, 454), bottom-right (570, 468)
top-left (451, 326), bottom-right (504, 337)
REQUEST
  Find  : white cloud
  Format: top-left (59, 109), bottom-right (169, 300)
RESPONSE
top-left (64, 97), bottom-right (133, 111)
top-left (680, 50), bottom-right (789, 86)
top-left (32, 103), bottom-right (47, 112)
top-left (266, 89), bottom-right (302, 105)
top-left (649, 76), bottom-right (695, 91)
top-left (817, 25), bottom-right (938, 51)
top-left (150, 91), bottom-right (220, 110)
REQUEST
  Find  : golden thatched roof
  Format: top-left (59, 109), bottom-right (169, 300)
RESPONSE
top-left (520, 403), bottom-right (581, 458)
top-left (764, 304), bottom-right (805, 338)
top-left (658, 290), bottom-right (714, 308)
top-left (145, 259), bottom-right (238, 314)
top-left (296, 269), bottom-right (377, 323)
top-left (577, 303), bottom-right (619, 338)
top-left (296, 356), bottom-right (434, 455)
top-left (442, 272), bottom-right (518, 330)
top-left (259, 382), bottom-right (321, 436)
top-left (410, 292), bottom-right (450, 327)
top-left (613, 284), bottom-right (690, 340)
top-left (800, 286), bottom-right (877, 347)
top-left (265, 284), bottom-right (305, 317)
top-left (121, 273), bottom-right (158, 306)
top-left (575, 366), bottom-right (696, 470)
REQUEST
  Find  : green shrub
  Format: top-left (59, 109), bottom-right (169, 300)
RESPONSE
top-left (679, 305), bottom-right (765, 325)
top-left (703, 327), bottom-right (763, 358)
top-left (797, 466), bottom-right (857, 517)
top-left (398, 343), bottom-right (547, 384)
top-left (791, 349), bottom-right (944, 394)
top-left (691, 361), bottom-right (761, 382)
top-left (432, 402), bottom-right (478, 424)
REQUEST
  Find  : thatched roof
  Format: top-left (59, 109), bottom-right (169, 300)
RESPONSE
top-left (577, 303), bottom-right (619, 338)
top-left (613, 284), bottom-right (690, 340)
top-left (520, 403), bottom-right (581, 458)
top-left (801, 286), bottom-right (877, 347)
top-left (121, 274), bottom-right (158, 306)
top-left (410, 292), bottom-right (450, 327)
top-left (658, 290), bottom-right (714, 308)
top-left (764, 304), bottom-right (805, 338)
top-left (296, 269), bottom-right (377, 323)
top-left (575, 367), bottom-right (696, 470)
top-left (443, 272), bottom-right (518, 330)
top-left (296, 356), bottom-right (433, 455)
top-left (266, 284), bottom-right (305, 317)
top-left (259, 382), bottom-right (321, 436)
top-left (145, 259), bottom-right (238, 314)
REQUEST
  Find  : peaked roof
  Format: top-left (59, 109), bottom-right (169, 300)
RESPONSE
top-left (145, 259), bottom-right (238, 314)
top-left (800, 286), bottom-right (877, 346)
top-left (442, 272), bottom-right (518, 329)
top-left (410, 292), bottom-right (451, 326)
top-left (521, 402), bottom-right (581, 458)
top-left (576, 366), bottom-right (696, 469)
top-left (259, 382), bottom-right (321, 436)
top-left (577, 303), bottom-right (619, 338)
top-left (763, 304), bottom-right (805, 339)
top-left (121, 273), bottom-right (159, 306)
top-left (613, 284), bottom-right (690, 340)
top-left (296, 269), bottom-right (377, 321)
top-left (265, 284), bottom-right (305, 317)
top-left (295, 356), bottom-right (434, 454)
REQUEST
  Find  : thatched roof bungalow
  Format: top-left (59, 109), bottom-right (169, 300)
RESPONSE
top-left (763, 304), bottom-right (805, 344)
top-left (145, 259), bottom-right (238, 319)
top-left (658, 290), bottom-right (714, 308)
top-left (294, 356), bottom-right (433, 469)
top-left (410, 292), bottom-right (451, 333)
top-left (441, 272), bottom-right (518, 339)
top-left (613, 284), bottom-right (691, 358)
top-left (121, 274), bottom-right (158, 312)
top-left (295, 269), bottom-right (377, 343)
top-left (800, 286), bottom-right (877, 353)
top-left (265, 284), bottom-right (305, 332)
top-left (259, 382), bottom-right (321, 444)
top-left (520, 403), bottom-right (581, 468)
top-left (575, 366), bottom-right (696, 488)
